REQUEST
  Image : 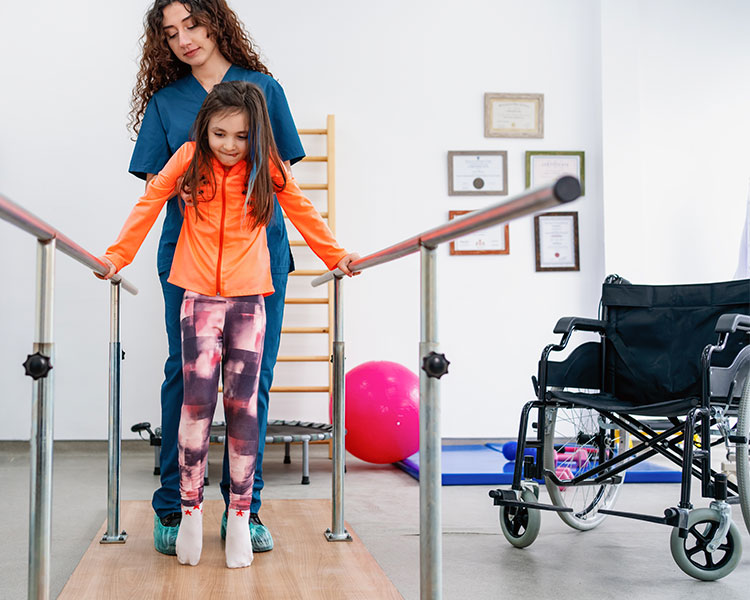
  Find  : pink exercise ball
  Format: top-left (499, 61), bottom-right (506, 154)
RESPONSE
top-left (330, 361), bottom-right (420, 464)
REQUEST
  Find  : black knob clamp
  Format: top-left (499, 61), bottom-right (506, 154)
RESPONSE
top-left (23, 352), bottom-right (53, 380)
top-left (421, 351), bottom-right (450, 379)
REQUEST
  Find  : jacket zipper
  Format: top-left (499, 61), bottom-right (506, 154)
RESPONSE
top-left (215, 169), bottom-right (229, 295)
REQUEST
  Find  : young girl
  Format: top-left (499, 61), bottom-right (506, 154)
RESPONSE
top-left (101, 80), bottom-right (357, 568)
top-left (131, 0), bottom-right (305, 556)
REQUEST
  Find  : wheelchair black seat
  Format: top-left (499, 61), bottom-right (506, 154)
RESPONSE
top-left (548, 390), bottom-right (699, 417)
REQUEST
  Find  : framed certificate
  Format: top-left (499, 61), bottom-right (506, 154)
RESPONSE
top-left (534, 212), bottom-right (579, 271)
top-left (448, 151), bottom-right (508, 196)
top-left (484, 93), bottom-right (544, 138)
top-left (449, 210), bottom-right (509, 255)
top-left (526, 151), bottom-right (585, 194)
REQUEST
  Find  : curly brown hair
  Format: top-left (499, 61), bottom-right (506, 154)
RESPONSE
top-left (128, 0), bottom-right (272, 137)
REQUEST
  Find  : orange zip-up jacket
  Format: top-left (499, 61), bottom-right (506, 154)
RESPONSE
top-left (105, 142), bottom-right (347, 297)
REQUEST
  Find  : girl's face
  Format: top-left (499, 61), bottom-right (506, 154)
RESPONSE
top-left (208, 111), bottom-right (249, 168)
top-left (162, 2), bottom-right (219, 68)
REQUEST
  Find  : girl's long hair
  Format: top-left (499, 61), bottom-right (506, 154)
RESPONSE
top-left (182, 81), bottom-right (286, 229)
top-left (128, 0), bottom-right (271, 137)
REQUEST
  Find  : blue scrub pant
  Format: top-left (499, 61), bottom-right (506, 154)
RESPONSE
top-left (152, 270), bottom-right (287, 518)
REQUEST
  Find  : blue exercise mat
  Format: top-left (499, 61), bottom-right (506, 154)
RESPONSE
top-left (395, 444), bottom-right (681, 485)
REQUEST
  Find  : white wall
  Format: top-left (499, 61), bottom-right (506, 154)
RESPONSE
top-left (601, 0), bottom-right (750, 283)
top-left (0, 0), bottom-right (746, 441)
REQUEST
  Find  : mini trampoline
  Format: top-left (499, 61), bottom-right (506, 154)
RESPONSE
top-left (211, 420), bottom-right (332, 484)
top-left (132, 420), bottom-right (332, 485)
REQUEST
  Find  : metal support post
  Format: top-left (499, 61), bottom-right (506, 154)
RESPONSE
top-left (102, 282), bottom-right (127, 543)
top-left (326, 276), bottom-right (351, 541)
top-left (28, 239), bottom-right (56, 600)
top-left (419, 244), bottom-right (442, 599)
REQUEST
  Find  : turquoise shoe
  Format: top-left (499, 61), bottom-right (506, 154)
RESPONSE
top-left (153, 512), bottom-right (180, 556)
top-left (221, 511), bottom-right (274, 552)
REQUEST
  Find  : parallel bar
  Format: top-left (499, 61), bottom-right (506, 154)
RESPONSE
top-left (311, 178), bottom-right (581, 287)
top-left (0, 194), bottom-right (138, 295)
top-left (299, 184), bottom-right (328, 191)
top-left (281, 327), bottom-right (329, 333)
top-left (101, 282), bottom-right (127, 544)
top-left (326, 277), bottom-right (351, 541)
top-left (301, 156), bottom-right (328, 162)
top-left (28, 238), bottom-right (56, 600)
top-left (419, 245), bottom-right (441, 599)
top-left (311, 175), bottom-right (582, 599)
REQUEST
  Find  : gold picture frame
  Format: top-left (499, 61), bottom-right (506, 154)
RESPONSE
top-left (484, 93), bottom-right (544, 138)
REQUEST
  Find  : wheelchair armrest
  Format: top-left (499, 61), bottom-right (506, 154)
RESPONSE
top-left (715, 313), bottom-right (750, 334)
top-left (553, 317), bottom-right (606, 335)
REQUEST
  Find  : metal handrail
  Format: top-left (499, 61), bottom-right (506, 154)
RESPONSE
top-left (317, 177), bottom-right (582, 600)
top-left (1, 192), bottom-right (137, 599)
top-left (0, 194), bottom-right (138, 295)
top-left (313, 177), bottom-right (581, 287)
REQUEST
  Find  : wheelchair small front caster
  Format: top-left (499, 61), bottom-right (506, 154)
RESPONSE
top-left (499, 489), bottom-right (540, 549)
top-left (669, 508), bottom-right (742, 580)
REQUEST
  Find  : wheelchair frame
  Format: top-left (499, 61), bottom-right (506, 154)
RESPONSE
top-left (490, 309), bottom-right (750, 581)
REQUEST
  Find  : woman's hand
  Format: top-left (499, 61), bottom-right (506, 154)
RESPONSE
top-left (336, 253), bottom-right (361, 277)
top-left (174, 175), bottom-right (195, 206)
top-left (94, 256), bottom-right (117, 280)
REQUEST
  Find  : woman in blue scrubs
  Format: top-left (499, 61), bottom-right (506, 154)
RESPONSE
top-left (128, 0), bottom-right (304, 556)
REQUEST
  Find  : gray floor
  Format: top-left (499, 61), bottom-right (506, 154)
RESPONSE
top-left (2, 440), bottom-right (750, 599)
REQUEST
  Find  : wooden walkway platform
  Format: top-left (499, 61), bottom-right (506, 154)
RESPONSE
top-left (59, 499), bottom-right (402, 599)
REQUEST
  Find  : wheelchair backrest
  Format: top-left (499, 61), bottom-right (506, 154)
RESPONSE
top-left (602, 279), bottom-right (750, 405)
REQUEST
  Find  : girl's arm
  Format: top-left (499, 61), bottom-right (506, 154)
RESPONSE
top-left (272, 163), bottom-right (354, 272)
top-left (103, 143), bottom-right (195, 273)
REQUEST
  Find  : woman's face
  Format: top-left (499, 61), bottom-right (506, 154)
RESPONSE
top-left (162, 2), bottom-right (219, 68)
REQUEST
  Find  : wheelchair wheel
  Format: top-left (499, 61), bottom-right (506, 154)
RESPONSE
top-left (669, 508), bottom-right (742, 581)
top-left (736, 374), bottom-right (750, 535)
top-left (499, 489), bottom-right (541, 548)
top-left (543, 406), bottom-right (628, 530)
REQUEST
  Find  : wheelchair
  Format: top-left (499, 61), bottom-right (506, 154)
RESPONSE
top-left (489, 276), bottom-right (750, 580)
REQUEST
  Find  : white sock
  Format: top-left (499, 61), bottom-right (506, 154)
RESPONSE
top-left (225, 508), bottom-right (253, 568)
top-left (176, 503), bottom-right (203, 566)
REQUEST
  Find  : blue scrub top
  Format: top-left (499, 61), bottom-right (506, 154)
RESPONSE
top-left (128, 66), bottom-right (305, 275)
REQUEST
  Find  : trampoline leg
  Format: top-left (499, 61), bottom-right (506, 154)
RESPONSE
top-left (302, 440), bottom-right (310, 484)
top-left (153, 445), bottom-right (160, 476)
top-left (284, 442), bottom-right (291, 464)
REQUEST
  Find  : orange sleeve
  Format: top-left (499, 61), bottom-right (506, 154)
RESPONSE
top-left (273, 162), bottom-right (347, 270)
top-left (105, 143), bottom-right (195, 272)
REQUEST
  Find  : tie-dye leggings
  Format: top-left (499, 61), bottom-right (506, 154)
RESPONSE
top-left (178, 291), bottom-right (266, 511)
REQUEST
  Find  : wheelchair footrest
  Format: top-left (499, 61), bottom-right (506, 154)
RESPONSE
top-left (489, 489), bottom-right (573, 513)
top-left (599, 507), bottom-right (680, 527)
